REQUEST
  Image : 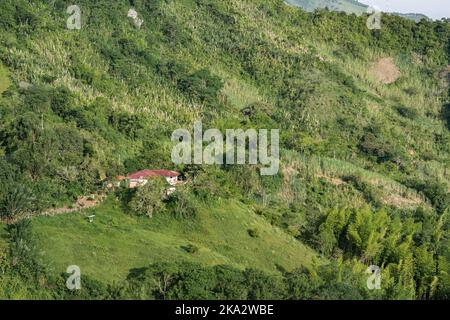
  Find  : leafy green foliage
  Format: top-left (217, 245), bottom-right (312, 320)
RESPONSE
top-left (247, 228), bottom-right (260, 238)
top-left (166, 187), bottom-right (198, 219)
top-left (129, 178), bottom-right (166, 218)
top-left (313, 206), bottom-right (449, 298)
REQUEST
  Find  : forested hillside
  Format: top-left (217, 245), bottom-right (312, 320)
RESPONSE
top-left (0, 0), bottom-right (449, 300)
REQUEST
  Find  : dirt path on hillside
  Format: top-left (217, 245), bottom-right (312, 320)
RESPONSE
top-left (40, 194), bottom-right (106, 217)
top-left (2, 194), bottom-right (107, 224)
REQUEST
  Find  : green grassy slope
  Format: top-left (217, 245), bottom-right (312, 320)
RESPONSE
top-left (32, 197), bottom-right (318, 282)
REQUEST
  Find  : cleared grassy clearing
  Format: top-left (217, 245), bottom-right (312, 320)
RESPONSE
top-left (32, 197), bottom-right (318, 283)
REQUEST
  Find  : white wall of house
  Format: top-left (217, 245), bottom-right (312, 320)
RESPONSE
top-left (165, 176), bottom-right (178, 186)
top-left (129, 178), bottom-right (148, 188)
top-left (128, 176), bottom-right (177, 188)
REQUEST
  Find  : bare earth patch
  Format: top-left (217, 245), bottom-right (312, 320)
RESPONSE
top-left (317, 174), bottom-right (346, 186)
top-left (382, 194), bottom-right (423, 209)
top-left (370, 57), bottom-right (401, 84)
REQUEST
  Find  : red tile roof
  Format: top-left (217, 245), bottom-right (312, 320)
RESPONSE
top-left (127, 169), bottom-right (180, 180)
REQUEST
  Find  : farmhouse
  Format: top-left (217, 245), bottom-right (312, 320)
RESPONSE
top-left (127, 169), bottom-right (180, 188)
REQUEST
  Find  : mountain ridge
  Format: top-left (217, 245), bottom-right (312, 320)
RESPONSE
top-left (285, 0), bottom-right (430, 21)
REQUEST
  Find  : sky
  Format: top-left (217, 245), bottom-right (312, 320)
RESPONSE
top-left (359, 0), bottom-right (450, 20)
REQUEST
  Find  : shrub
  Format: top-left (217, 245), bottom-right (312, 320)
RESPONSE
top-left (6, 220), bottom-right (39, 273)
top-left (395, 105), bottom-right (419, 119)
top-left (247, 228), bottom-right (260, 238)
top-left (108, 112), bottom-right (143, 139)
top-left (358, 132), bottom-right (400, 163)
top-left (191, 167), bottom-right (233, 201)
top-left (126, 262), bottom-right (182, 299)
top-left (70, 60), bottom-right (99, 85)
top-left (182, 244), bottom-right (199, 254)
top-left (404, 178), bottom-right (450, 213)
top-left (177, 68), bottom-right (223, 103)
top-left (129, 177), bottom-right (166, 218)
top-left (156, 60), bottom-right (223, 104)
top-left (253, 204), bottom-right (282, 225)
top-left (50, 86), bottom-right (74, 117)
top-left (284, 267), bottom-right (319, 299)
top-left (0, 184), bottom-right (35, 219)
top-left (167, 188), bottom-right (197, 219)
top-left (243, 268), bottom-right (286, 299)
top-left (60, 274), bottom-right (112, 299)
top-left (444, 103), bottom-right (450, 130)
top-left (156, 60), bottom-right (187, 82)
top-left (23, 85), bottom-right (51, 113)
